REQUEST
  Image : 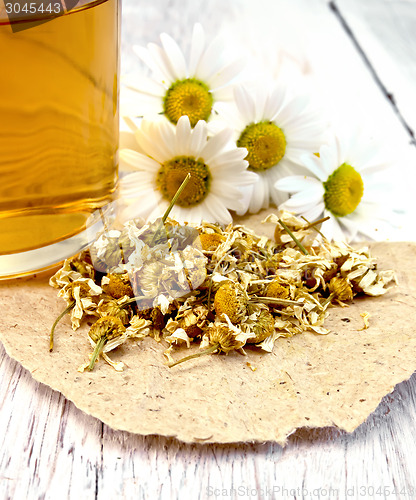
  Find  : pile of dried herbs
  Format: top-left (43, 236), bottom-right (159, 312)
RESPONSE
top-left (49, 210), bottom-right (396, 371)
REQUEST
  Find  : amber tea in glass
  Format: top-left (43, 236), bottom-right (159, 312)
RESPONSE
top-left (0, 0), bottom-right (120, 278)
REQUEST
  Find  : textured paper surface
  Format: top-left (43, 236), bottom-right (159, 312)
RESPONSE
top-left (1, 213), bottom-right (416, 444)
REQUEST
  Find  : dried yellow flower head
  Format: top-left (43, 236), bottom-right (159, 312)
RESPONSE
top-left (207, 324), bottom-right (245, 353)
top-left (199, 232), bottom-right (225, 252)
top-left (246, 310), bottom-right (275, 344)
top-left (89, 235), bottom-right (124, 272)
top-left (86, 316), bottom-right (127, 371)
top-left (88, 316), bottom-right (126, 345)
top-left (265, 280), bottom-right (290, 299)
top-left (97, 299), bottom-right (132, 326)
top-left (69, 252), bottom-right (95, 279)
top-left (102, 273), bottom-right (134, 299)
top-left (328, 276), bottom-right (354, 302)
top-left (214, 281), bottom-right (248, 323)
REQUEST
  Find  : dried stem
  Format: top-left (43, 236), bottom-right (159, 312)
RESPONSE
top-left (150, 173), bottom-right (191, 246)
top-left (302, 215), bottom-right (330, 230)
top-left (49, 301), bottom-right (75, 351)
top-left (278, 218), bottom-right (309, 255)
top-left (121, 295), bottom-right (147, 307)
top-left (168, 343), bottom-right (219, 368)
top-left (301, 215), bottom-right (330, 239)
top-left (321, 292), bottom-right (335, 308)
top-left (88, 337), bottom-right (106, 371)
top-left (251, 296), bottom-right (303, 307)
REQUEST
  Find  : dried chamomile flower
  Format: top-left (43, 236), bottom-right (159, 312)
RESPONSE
top-left (96, 297), bottom-right (133, 325)
top-left (50, 277), bottom-right (103, 350)
top-left (199, 232), bottom-right (226, 252)
top-left (166, 306), bottom-right (207, 339)
top-left (231, 231), bottom-right (255, 260)
top-left (214, 281), bottom-right (248, 323)
top-left (82, 316), bottom-right (127, 372)
top-left (245, 309), bottom-right (275, 344)
top-left (168, 322), bottom-right (247, 368)
top-left (125, 316), bottom-right (152, 339)
top-left (337, 246), bottom-right (397, 296)
top-left (265, 279), bottom-right (290, 300)
top-left (49, 252), bottom-right (94, 289)
top-left (89, 229), bottom-right (124, 272)
top-left (58, 279), bottom-right (102, 322)
top-left (264, 211), bottom-right (315, 248)
top-left (131, 243), bottom-right (207, 311)
top-left (355, 269), bottom-right (397, 296)
top-left (101, 273), bottom-right (134, 299)
top-left (327, 276), bottom-right (354, 303)
top-left (68, 251), bottom-right (95, 279)
top-left (207, 323), bottom-right (247, 353)
top-left (164, 327), bottom-right (192, 349)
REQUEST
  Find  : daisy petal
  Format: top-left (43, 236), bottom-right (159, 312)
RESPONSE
top-left (300, 154), bottom-right (328, 181)
top-left (206, 58), bottom-right (245, 89)
top-left (204, 195), bottom-right (233, 224)
top-left (189, 120), bottom-right (208, 154)
top-left (200, 128), bottom-right (233, 163)
top-left (275, 175), bottom-right (323, 194)
top-left (160, 33), bottom-right (187, 80)
top-left (234, 85), bottom-right (256, 123)
top-left (175, 116), bottom-right (192, 155)
top-left (194, 37), bottom-right (226, 82)
top-left (189, 23), bottom-right (205, 76)
top-left (301, 202), bottom-right (325, 222)
top-left (119, 149), bottom-right (160, 173)
top-left (122, 74), bottom-right (166, 97)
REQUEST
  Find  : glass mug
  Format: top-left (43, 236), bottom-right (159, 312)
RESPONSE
top-left (0, 0), bottom-right (120, 279)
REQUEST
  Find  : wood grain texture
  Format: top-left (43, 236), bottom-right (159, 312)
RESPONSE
top-left (2, 0), bottom-right (416, 498)
top-left (334, 0), bottom-right (416, 139)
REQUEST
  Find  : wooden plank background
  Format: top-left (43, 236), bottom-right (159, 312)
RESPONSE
top-left (1, 0), bottom-right (416, 498)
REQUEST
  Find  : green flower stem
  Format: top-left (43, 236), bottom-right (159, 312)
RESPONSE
top-left (150, 173), bottom-right (191, 246)
top-left (321, 292), bottom-right (336, 308)
top-left (278, 218), bottom-right (309, 255)
top-left (49, 301), bottom-right (75, 352)
top-left (168, 343), bottom-right (219, 368)
top-left (162, 172), bottom-right (191, 223)
top-left (88, 337), bottom-right (107, 371)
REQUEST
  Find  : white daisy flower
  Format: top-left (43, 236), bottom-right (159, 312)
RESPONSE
top-left (118, 115), bottom-right (256, 225)
top-left (122, 23), bottom-right (245, 127)
top-left (275, 134), bottom-right (394, 242)
top-left (213, 83), bottom-right (326, 214)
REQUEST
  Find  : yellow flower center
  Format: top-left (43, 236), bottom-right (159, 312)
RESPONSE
top-left (214, 281), bottom-right (247, 323)
top-left (164, 78), bottom-right (213, 126)
top-left (156, 156), bottom-right (211, 207)
top-left (265, 280), bottom-right (290, 299)
top-left (199, 233), bottom-right (225, 251)
top-left (237, 121), bottom-right (286, 171)
top-left (324, 163), bottom-right (364, 217)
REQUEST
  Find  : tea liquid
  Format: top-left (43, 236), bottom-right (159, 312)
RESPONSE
top-left (0, 0), bottom-right (119, 256)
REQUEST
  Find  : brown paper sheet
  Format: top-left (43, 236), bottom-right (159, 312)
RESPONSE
top-left (1, 212), bottom-right (416, 445)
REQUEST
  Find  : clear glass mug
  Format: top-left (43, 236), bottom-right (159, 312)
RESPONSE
top-left (0, 0), bottom-right (120, 279)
